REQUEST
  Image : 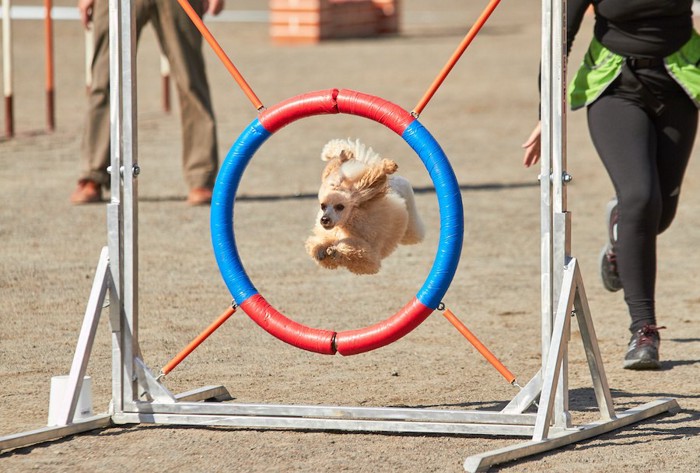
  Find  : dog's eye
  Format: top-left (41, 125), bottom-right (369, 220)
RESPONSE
top-left (320, 204), bottom-right (327, 210)
top-left (334, 204), bottom-right (345, 211)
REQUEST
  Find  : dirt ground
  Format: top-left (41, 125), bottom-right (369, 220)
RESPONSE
top-left (1, 1), bottom-right (699, 472)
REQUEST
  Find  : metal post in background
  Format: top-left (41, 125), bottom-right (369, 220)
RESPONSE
top-left (85, 26), bottom-right (93, 93)
top-left (2, 0), bottom-right (14, 137)
top-left (160, 53), bottom-right (170, 113)
top-left (44, 0), bottom-right (54, 131)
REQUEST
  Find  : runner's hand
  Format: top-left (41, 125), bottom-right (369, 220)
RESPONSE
top-left (522, 122), bottom-right (542, 168)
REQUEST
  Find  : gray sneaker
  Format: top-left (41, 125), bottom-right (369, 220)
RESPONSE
top-left (600, 198), bottom-right (622, 292)
top-left (623, 325), bottom-right (665, 370)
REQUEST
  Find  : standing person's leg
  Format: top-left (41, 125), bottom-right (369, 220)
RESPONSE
top-left (72, 0), bottom-right (111, 203)
top-left (587, 93), bottom-right (664, 368)
top-left (72, 0), bottom-right (153, 204)
top-left (152, 0), bottom-right (219, 204)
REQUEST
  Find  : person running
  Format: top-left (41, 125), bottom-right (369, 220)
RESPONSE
top-left (522, 0), bottom-right (699, 369)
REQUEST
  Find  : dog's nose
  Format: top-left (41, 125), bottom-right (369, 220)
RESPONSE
top-left (320, 216), bottom-right (331, 226)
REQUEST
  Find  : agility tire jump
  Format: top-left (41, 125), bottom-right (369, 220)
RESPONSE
top-left (211, 89), bottom-right (463, 356)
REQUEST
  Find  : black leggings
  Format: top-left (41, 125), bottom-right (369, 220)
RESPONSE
top-left (587, 63), bottom-right (697, 333)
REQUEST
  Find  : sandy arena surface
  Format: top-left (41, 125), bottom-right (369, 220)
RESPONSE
top-left (1, 1), bottom-right (699, 471)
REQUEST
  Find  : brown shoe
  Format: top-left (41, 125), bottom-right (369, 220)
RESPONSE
top-left (187, 187), bottom-right (213, 206)
top-left (70, 179), bottom-right (103, 204)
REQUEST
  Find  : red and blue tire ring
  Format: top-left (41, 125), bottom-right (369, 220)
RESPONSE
top-left (211, 89), bottom-right (463, 355)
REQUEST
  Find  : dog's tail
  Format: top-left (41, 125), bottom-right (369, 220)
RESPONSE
top-left (390, 175), bottom-right (426, 245)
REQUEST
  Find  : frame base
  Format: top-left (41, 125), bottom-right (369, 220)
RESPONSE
top-left (0, 253), bottom-right (680, 473)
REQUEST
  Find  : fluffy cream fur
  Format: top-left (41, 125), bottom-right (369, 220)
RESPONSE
top-left (305, 138), bottom-right (425, 274)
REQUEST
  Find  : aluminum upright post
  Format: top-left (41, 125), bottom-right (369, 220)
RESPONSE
top-left (119, 0), bottom-right (139, 411)
top-left (539, 0), bottom-right (554, 375)
top-left (107, 0), bottom-right (124, 415)
top-left (550, 0), bottom-right (571, 428)
top-left (540, 0), bottom-right (571, 428)
top-left (108, 0), bottom-right (139, 414)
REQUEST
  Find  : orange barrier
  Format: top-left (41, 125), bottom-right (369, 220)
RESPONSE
top-left (269, 0), bottom-right (400, 44)
top-left (442, 308), bottom-right (516, 384)
top-left (175, 0), bottom-right (264, 110)
top-left (160, 305), bottom-right (237, 376)
top-left (412, 0), bottom-right (502, 117)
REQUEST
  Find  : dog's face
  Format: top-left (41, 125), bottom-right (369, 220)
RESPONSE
top-left (317, 187), bottom-right (356, 229)
top-left (314, 142), bottom-right (396, 231)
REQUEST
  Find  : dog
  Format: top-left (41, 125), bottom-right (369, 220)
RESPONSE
top-left (305, 138), bottom-right (425, 275)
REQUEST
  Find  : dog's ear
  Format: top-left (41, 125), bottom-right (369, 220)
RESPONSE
top-left (353, 159), bottom-right (398, 202)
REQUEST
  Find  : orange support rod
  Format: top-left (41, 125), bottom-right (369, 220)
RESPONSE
top-left (412, 0), bottom-right (502, 117)
top-left (161, 305), bottom-right (237, 376)
top-left (175, 0), bottom-right (264, 110)
top-left (442, 308), bottom-right (516, 384)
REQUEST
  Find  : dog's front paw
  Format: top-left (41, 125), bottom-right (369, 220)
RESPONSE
top-left (312, 244), bottom-right (335, 261)
top-left (316, 245), bottom-right (341, 269)
top-left (325, 246), bottom-right (337, 258)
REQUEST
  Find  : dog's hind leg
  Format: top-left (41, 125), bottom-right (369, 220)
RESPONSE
top-left (391, 175), bottom-right (426, 244)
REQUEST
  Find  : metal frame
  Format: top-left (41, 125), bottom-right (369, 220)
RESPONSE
top-left (0, 1), bottom-right (679, 471)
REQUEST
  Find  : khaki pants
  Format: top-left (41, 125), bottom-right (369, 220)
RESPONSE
top-left (79, 0), bottom-right (219, 190)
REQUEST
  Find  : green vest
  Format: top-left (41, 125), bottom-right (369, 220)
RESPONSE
top-left (569, 30), bottom-right (700, 110)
